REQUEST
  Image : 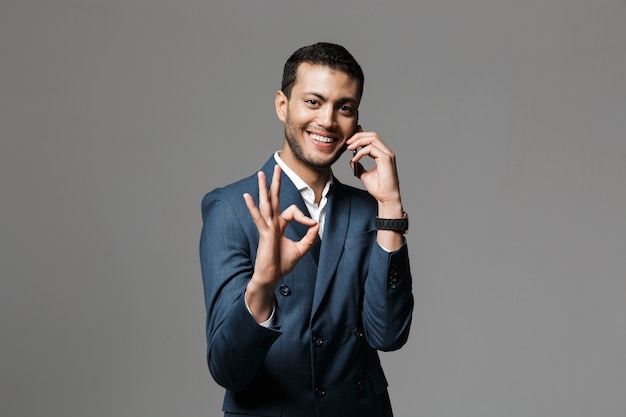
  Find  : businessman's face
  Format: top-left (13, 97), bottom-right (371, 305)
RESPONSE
top-left (276, 63), bottom-right (359, 173)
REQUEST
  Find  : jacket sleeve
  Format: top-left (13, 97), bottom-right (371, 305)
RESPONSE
top-left (199, 190), bottom-right (281, 392)
top-left (362, 240), bottom-right (414, 351)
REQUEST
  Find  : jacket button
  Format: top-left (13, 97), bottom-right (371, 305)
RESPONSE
top-left (357, 379), bottom-right (365, 393)
top-left (388, 275), bottom-right (399, 289)
top-left (354, 328), bottom-right (364, 338)
top-left (279, 285), bottom-right (291, 296)
top-left (315, 386), bottom-right (327, 397)
top-left (313, 336), bottom-right (324, 347)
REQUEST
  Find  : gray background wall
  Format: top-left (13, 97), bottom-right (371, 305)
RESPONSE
top-left (1, 1), bottom-right (625, 416)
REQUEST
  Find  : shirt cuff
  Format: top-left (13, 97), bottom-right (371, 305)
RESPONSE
top-left (378, 238), bottom-right (406, 253)
top-left (244, 291), bottom-right (276, 328)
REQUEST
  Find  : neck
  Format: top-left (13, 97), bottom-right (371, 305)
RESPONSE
top-left (278, 151), bottom-right (331, 204)
top-left (306, 172), bottom-right (331, 205)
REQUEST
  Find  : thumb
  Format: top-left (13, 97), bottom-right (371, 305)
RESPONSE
top-left (295, 222), bottom-right (321, 255)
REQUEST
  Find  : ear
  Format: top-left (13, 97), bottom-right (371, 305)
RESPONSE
top-left (275, 90), bottom-right (288, 123)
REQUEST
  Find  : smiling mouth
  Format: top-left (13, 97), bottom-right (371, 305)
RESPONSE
top-left (309, 132), bottom-right (336, 144)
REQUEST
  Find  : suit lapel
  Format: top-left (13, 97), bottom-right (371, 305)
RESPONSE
top-left (311, 179), bottom-right (351, 317)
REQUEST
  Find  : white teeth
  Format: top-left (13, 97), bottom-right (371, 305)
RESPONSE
top-left (310, 133), bottom-right (334, 143)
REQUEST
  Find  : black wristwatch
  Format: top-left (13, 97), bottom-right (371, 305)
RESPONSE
top-left (376, 212), bottom-right (409, 234)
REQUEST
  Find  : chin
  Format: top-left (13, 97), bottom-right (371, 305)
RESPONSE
top-left (308, 152), bottom-right (344, 169)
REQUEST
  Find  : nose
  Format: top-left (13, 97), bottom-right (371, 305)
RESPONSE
top-left (317, 105), bottom-right (337, 129)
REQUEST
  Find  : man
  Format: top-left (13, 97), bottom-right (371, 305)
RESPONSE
top-left (200, 42), bottom-right (413, 417)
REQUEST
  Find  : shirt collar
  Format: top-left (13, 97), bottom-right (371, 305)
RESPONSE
top-left (273, 151), bottom-right (333, 199)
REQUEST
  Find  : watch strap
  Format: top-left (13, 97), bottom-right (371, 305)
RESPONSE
top-left (376, 212), bottom-right (409, 233)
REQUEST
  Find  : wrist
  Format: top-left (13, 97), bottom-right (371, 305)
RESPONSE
top-left (246, 280), bottom-right (276, 322)
top-left (377, 200), bottom-right (403, 219)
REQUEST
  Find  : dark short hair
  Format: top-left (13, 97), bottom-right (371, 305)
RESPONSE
top-left (281, 42), bottom-right (364, 101)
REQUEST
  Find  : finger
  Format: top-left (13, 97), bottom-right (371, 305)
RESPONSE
top-left (352, 141), bottom-right (395, 172)
top-left (243, 192), bottom-right (267, 231)
top-left (280, 204), bottom-right (318, 227)
top-left (351, 143), bottom-right (381, 176)
top-left (349, 132), bottom-right (392, 155)
top-left (256, 171), bottom-right (271, 218)
top-left (295, 223), bottom-right (321, 254)
top-left (270, 164), bottom-right (282, 216)
top-left (368, 139), bottom-right (394, 157)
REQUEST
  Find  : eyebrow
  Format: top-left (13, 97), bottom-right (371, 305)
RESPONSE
top-left (303, 91), bottom-right (358, 106)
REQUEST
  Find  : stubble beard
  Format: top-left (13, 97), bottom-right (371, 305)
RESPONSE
top-left (283, 113), bottom-right (346, 170)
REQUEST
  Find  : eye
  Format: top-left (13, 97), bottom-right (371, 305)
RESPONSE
top-left (339, 104), bottom-right (354, 114)
top-left (306, 99), bottom-right (319, 106)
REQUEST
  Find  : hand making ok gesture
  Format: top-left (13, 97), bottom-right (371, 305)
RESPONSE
top-left (242, 164), bottom-right (320, 322)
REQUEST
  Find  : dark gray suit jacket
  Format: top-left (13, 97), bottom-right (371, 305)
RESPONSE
top-left (200, 156), bottom-right (413, 417)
